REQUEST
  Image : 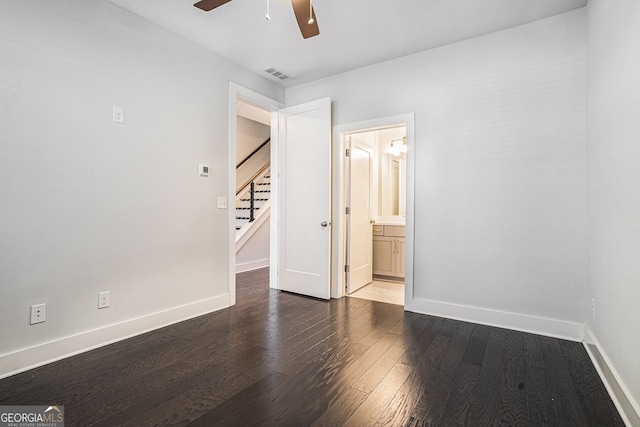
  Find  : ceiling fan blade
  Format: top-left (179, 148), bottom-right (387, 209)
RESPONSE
top-left (194, 0), bottom-right (232, 12)
top-left (290, 0), bottom-right (319, 39)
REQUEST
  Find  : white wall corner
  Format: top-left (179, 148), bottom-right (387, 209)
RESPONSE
top-left (0, 294), bottom-right (229, 380)
top-left (406, 297), bottom-right (584, 341)
top-left (583, 326), bottom-right (640, 427)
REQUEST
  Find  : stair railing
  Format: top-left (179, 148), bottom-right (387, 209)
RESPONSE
top-left (236, 162), bottom-right (270, 196)
top-left (236, 138), bottom-right (270, 169)
top-left (237, 162), bottom-right (270, 228)
top-left (249, 182), bottom-right (255, 223)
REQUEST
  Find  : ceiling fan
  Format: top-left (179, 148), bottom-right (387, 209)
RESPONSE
top-left (193, 0), bottom-right (319, 39)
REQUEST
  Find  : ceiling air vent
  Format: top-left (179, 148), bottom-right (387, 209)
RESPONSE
top-left (264, 67), bottom-right (292, 81)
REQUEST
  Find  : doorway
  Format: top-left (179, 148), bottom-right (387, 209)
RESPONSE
top-left (332, 114), bottom-right (414, 305)
top-left (228, 86), bottom-right (332, 303)
top-left (342, 125), bottom-right (408, 306)
top-left (235, 98), bottom-right (272, 274)
top-left (227, 84), bottom-right (282, 306)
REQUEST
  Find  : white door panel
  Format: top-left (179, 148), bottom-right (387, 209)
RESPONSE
top-left (277, 98), bottom-right (331, 300)
top-left (347, 143), bottom-right (373, 293)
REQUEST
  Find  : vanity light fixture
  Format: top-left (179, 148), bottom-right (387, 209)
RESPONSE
top-left (388, 136), bottom-right (407, 156)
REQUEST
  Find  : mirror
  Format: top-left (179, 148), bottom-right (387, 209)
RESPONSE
top-left (346, 125), bottom-right (407, 224)
top-left (379, 153), bottom-right (406, 217)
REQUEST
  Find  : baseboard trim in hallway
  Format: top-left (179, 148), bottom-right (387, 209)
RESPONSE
top-left (584, 326), bottom-right (640, 427)
top-left (0, 293), bottom-right (229, 380)
top-left (407, 296), bottom-right (584, 342)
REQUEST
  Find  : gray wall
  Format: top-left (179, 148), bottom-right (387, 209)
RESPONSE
top-left (236, 116), bottom-right (270, 165)
top-left (236, 117), bottom-right (270, 193)
top-left (587, 0), bottom-right (640, 414)
top-left (0, 0), bottom-right (283, 374)
top-left (286, 9), bottom-right (587, 338)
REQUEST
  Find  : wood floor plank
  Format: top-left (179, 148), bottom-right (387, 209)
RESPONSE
top-left (310, 386), bottom-right (369, 427)
top-left (497, 333), bottom-right (528, 426)
top-left (461, 323), bottom-right (490, 366)
top-left (351, 317), bottom-right (429, 394)
top-left (543, 337), bottom-right (590, 426)
top-left (344, 362), bottom-right (414, 427)
top-left (559, 340), bottom-right (626, 426)
top-left (90, 345), bottom-right (272, 426)
top-left (438, 362), bottom-right (481, 427)
top-left (185, 371), bottom-right (288, 426)
top-left (523, 333), bottom-right (546, 369)
top-left (526, 365), bottom-right (559, 427)
top-left (256, 340), bottom-right (371, 426)
top-left (467, 338), bottom-right (505, 426)
top-left (410, 379), bottom-right (451, 425)
top-left (375, 335), bottom-right (452, 427)
top-left (430, 321), bottom-right (474, 385)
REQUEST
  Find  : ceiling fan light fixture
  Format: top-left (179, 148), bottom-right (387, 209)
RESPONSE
top-left (308, 0), bottom-right (314, 24)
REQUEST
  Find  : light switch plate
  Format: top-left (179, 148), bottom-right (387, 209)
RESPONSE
top-left (217, 197), bottom-right (227, 209)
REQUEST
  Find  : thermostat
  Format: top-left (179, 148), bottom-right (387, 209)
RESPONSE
top-left (199, 164), bottom-right (210, 177)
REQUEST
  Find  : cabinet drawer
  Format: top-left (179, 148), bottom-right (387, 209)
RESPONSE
top-left (372, 225), bottom-right (384, 236)
top-left (384, 225), bottom-right (405, 237)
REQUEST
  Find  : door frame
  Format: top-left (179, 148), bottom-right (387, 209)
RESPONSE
top-left (332, 114), bottom-right (415, 302)
top-left (228, 83), bottom-right (283, 306)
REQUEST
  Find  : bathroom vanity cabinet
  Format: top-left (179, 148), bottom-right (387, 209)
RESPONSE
top-left (372, 225), bottom-right (405, 279)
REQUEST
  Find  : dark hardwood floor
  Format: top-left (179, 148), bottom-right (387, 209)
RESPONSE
top-left (0, 268), bottom-right (624, 426)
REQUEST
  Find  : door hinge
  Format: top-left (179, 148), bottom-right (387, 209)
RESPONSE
top-left (345, 148), bottom-right (350, 157)
top-left (344, 265), bottom-right (350, 273)
top-left (345, 207), bottom-right (350, 214)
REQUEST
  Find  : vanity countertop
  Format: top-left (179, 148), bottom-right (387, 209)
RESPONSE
top-left (373, 222), bottom-right (406, 226)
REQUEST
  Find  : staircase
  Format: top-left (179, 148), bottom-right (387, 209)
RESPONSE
top-left (236, 167), bottom-right (270, 232)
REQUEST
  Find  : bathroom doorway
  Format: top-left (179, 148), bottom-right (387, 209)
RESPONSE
top-left (342, 124), bottom-right (408, 306)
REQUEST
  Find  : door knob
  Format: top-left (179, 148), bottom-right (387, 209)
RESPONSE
top-left (321, 221), bottom-right (330, 228)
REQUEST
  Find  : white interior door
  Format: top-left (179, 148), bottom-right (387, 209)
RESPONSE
top-left (277, 98), bottom-right (331, 300)
top-left (347, 142), bottom-right (373, 293)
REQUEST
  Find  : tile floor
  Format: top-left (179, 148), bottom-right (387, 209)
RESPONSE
top-left (347, 279), bottom-right (404, 306)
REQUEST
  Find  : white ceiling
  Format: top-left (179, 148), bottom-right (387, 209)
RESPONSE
top-left (109, 0), bottom-right (587, 87)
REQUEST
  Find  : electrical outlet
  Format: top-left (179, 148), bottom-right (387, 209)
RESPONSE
top-left (30, 303), bottom-right (46, 325)
top-left (113, 107), bottom-right (124, 124)
top-left (99, 291), bottom-right (110, 309)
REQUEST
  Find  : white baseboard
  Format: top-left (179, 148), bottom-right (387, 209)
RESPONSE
top-left (0, 294), bottom-right (230, 380)
top-left (583, 326), bottom-right (640, 427)
top-left (406, 297), bottom-right (584, 341)
top-left (236, 258), bottom-right (270, 273)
